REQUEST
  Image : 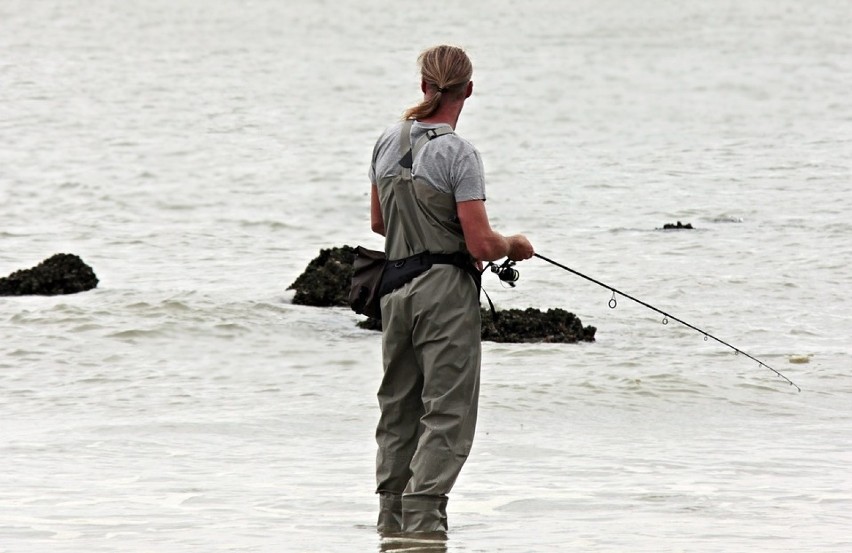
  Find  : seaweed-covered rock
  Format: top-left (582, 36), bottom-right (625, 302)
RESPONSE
top-left (481, 307), bottom-right (596, 343)
top-left (288, 246), bottom-right (357, 307)
top-left (0, 253), bottom-right (98, 296)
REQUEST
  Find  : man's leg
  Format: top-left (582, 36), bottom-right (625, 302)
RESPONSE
top-left (402, 269), bottom-right (481, 532)
top-left (376, 292), bottom-right (423, 531)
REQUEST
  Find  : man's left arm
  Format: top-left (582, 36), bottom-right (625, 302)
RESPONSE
top-left (370, 184), bottom-right (385, 236)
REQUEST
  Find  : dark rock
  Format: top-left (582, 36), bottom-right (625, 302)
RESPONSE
top-left (663, 221), bottom-right (693, 230)
top-left (0, 253), bottom-right (98, 296)
top-left (480, 307), bottom-right (596, 343)
top-left (288, 246), bottom-right (357, 307)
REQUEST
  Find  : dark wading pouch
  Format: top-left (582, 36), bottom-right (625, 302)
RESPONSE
top-left (379, 253), bottom-right (435, 297)
top-left (350, 247), bottom-right (479, 320)
top-left (349, 246), bottom-right (386, 319)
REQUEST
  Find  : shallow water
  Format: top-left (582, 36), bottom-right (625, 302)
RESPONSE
top-left (2, 0), bottom-right (851, 551)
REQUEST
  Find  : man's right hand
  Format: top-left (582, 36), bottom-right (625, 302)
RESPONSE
top-left (507, 234), bottom-right (534, 261)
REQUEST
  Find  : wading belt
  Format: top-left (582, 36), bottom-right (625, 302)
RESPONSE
top-left (378, 251), bottom-right (480, 298)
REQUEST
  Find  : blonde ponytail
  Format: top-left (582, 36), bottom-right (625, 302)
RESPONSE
top-left (403, 45), bottom-right (473, 120)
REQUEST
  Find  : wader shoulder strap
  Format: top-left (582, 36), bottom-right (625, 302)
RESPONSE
top-left (398, 120), bottom-right (414, 179)
top-left (412, 126), bottom-right (454, 160)
top-left (398, 123), bottom-right (453, 177)
top-left (399, 120), bottom-right (414, 155)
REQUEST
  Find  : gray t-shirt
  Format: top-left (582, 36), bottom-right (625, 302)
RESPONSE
top-left (368, 121), bottom-right (486, 202)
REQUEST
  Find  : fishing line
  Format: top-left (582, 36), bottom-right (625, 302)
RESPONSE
top-left (533, 253), bottom-right (801, 392)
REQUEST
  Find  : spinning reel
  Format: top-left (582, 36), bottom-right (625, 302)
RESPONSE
top-left (489, 258), bottom-right (520, 287)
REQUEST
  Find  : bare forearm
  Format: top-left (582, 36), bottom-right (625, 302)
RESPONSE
top-left (470, 233), bottom-right (531, 262)
top-left (457, 200), bottom-right (533, 262)
top-left (370, 184), bottom-right (385, 236)
top-left (469, 232), bottom-right (510, 262)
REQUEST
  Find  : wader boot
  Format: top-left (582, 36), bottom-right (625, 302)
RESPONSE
top-left (377, 492), bottom-right (403, 534)
top-left (402, 495), bottom-right (448, 534)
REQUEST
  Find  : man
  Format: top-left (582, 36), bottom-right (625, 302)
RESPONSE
top-left (368, 45), bottom-right (534, 535)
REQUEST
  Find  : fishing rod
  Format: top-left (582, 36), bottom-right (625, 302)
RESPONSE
top-left (495, 254), bottom-right (801, 392)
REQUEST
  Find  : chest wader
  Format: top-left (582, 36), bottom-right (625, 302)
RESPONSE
top-left (374, 121), bottom-right (482, 535)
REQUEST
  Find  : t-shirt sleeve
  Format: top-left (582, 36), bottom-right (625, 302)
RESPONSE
top-left (452, 150), bottom-right (487, 202)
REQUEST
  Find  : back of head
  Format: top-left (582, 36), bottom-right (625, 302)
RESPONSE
top-left (403, 45), bottom-right (473, 121)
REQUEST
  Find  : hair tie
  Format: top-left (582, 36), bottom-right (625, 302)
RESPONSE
top-left (437, 86), bottom-right (448, 93)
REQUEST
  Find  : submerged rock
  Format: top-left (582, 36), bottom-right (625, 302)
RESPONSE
top-left (290, 246), bottom-right (597, 343)
top-left (0, 253), bottom-right (99, 296)
top-left (662, 221), bottom-right (693, 230)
